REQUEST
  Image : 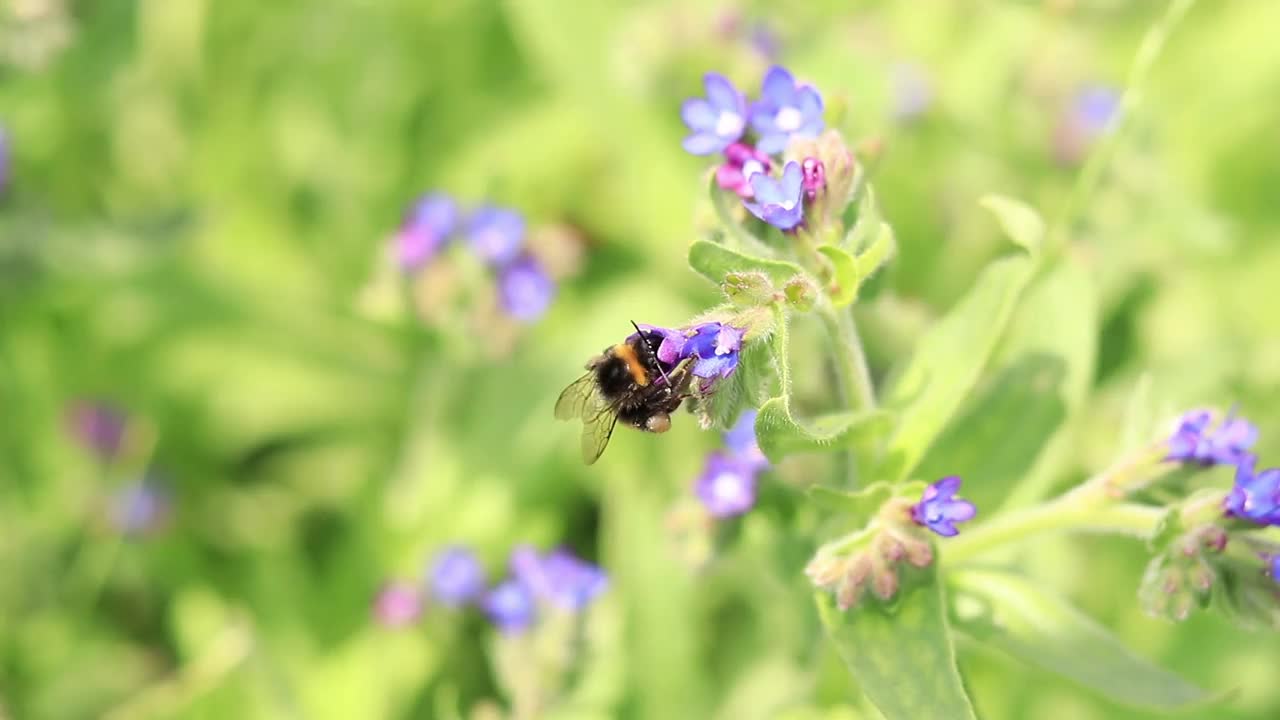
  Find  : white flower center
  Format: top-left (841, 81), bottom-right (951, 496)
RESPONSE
top-left (780, 198), bottom-right (797, 211)
top-left (715, 110), bottom-right (744, 137)
top-left (711, 472), bottom-right (745, 502)
top-left (775, 106), bottom-right (803, 132)
top-left (741, 160), bottom-right (764, 180)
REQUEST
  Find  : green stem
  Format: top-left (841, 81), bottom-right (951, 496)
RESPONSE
top-left (943, 496), bottom-right (1163, 566)
top-left (818, 304), bottom-right (876, 412)
top-left (1050, 0), bottom-right (1197, 255)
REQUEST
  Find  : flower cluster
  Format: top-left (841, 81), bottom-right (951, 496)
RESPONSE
top-left (681, 66), bottom-right (826, 230)
top-left (393, 193), bottom-right (556, 323)
top-left (372, 544), bottom-right (607, 633)
top-left (1163, 408), bottom-right (1278, 531)
top-left (694, 409), bottom-right (769, 518)
top-left (635, 320), bottom-right (745, 381)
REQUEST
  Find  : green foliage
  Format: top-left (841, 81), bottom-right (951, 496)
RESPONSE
top-left (951, 569), bottom-right (1213, 711)
top-left (817, 565), bottom-right (976, 720)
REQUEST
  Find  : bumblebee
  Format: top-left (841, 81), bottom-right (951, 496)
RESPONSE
top-left (555, 324), bottom-right (694, 464)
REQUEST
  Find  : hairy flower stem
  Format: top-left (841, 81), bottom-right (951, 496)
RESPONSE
top-left (817, 304), bottom-right (877, 485)
top-left (943, 496), bottom-right (1163, 566)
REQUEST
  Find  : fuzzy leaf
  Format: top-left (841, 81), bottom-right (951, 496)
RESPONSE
top-left (881, 252), bottom-right (1035, 481)
top-left (692, 339), bottom-right (775, 430)
top-left (807, 482), bottom-right (893, 526)
top-left (817, 245), bottom-right (859, 307)
top-left (817, 565), bottom-right (976, 720)
top-left (951, 569), bottom-right (1214, 710)
top-left (756, 400), bottom-right (894, 463)
top-left (689, 240), bottom-right (806, 288)
top-left (1212, 555), bottom-right (1280, 630)
top-left (979, 194), bottom-right (1044, 256)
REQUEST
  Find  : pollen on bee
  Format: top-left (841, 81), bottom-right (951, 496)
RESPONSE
top-left (646, 413), bottom-right (672, 433)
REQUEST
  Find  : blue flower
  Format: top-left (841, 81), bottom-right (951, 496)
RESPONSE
top-left (110, 480), bottom-right (170, 535)
top-left (744, 161), bottom-right (805, 230)
top-left (681, 72), bottom-right (748, 156)
top-left (428, 545), bottom-right (486, 606)
top-left (481, 579), bottom-right (537, 633)
top-left (695, 452), bottom-right (758, 517)
top-left (373, 582), bottom-right (423, 627)
top-left (1224, 457), bottom-right (1280, 526)
top-left (679, 322), bottom-right (745, 379)
top-left (724, 409), bottom-right (768, 471)
top-left (749, 66), bottom-right (824, 154)
top-left (911, 476), bottom-right (977, 537)
top-left (510, 545), bottom-right (608, 612)
top-left (397, 193), bottom-right (457, 270)
top-left (466, 206), bottom-right (525, 266)
top-left (497, 255), bottom-right (555, 322)
top-left (1167, 409), bottom-right (1258, 466)
top-left (1073, 85), bottom-right (1119, 136)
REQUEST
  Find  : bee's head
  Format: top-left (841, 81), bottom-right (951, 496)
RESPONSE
top-left (645, 413), bottom-right (672, 433)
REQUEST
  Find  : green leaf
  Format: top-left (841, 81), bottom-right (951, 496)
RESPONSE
top-left (881, 252), bottom-right (1035, 480)
top-left (979, 194), bottom-right (1044, 256)
top-left (817, 245), bottom-right (859, 307)
top-left (807, 482), bottom-right (893, 526)
top-left (951, 569), bottom-right (1214, 710)
top-left (689, 240), bottom-right (806, 288)
top-left (756, 399), bottom-right (894, 463)
top-left (855, 222), bottom-right (896, 282)
top-left (817, 565), bottom-right (976, 720)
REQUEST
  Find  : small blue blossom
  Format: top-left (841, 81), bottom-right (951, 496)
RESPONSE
top-left (681, 72), bottom-right (748, 156)
top-left (397, 193), bottom-right (458, 270)
top-left (110, 480), bottom-right (170, 535)
top-left (466, 206), bottom-right (525, 266)
top-left (744, 161), bottom-right (806, 230)
top-left (715, 142), bottom-right (772, 198)
top-left (1073, 85), bottom-right (1120, 136)
top-left (695, 452), bottom-right (758, 517)
top-left (1167, 409), bottom-right (1258, 466)
top-left (482, 579), bottom-right (537, 633)
top-left (373, 582), bottom-right (423, 627)
top-left (511, 545), bottom-right (608, 612)
top-left (429, 545), bottom-right (486, 606)
top-left (724, 409), bottom-right (768, 471)
top-left (679, 322), bottom-right (745, 379)
top-left (749, 66), bottom-right (824, 154)
top-left (1224, 457), bottom-right (1280, 526)
top-left (911, 476), bottom-right (977, 537)
top-left (497, 255), bottom-right (555, 322)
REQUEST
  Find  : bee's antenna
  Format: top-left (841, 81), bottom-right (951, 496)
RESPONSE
top-left (631, 320), bottom-right (673, 388)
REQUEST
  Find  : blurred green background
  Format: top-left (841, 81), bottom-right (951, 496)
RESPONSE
top-left (3, 0), bottom-right (1280, 718)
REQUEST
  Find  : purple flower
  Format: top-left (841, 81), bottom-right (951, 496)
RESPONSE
top-left (510, 545), bottom-right (608, 612)
top-left (1167, 409), bottom-right (1258, 466)
top-left (749, 66), bottom-right (824, 154)
top-left (631, 324), bottom-right (686, 367)
top-left (679, 322), bottom-right (744, 379)
top-left (497, 255), bottom-right (555, 322)
top-left (695, 452), bottom-right (758, 517)
top-left (1224, 457), bottom-right (1280, 526)
top-left (466, 206), bottom-right (525, 266)
top-left (397, 193), bottom-right (458, 270)
top-left (715, 142), bottom-right (772, 199)
top-left (800, 157), bottom-right (825, 200)
top-left (744, 161), bottom-right (805, 230)
top-left (373, 582), bottom-right (423, 627)
top-left (1073, 85), bottom-right (1120, 136)
top-left (724, 409), bottom-right (768, 471)
top-left (109, 480), bottom-right (170, 535)
top-left (1267, 554), bottom-right (1280, 583)
top-left (911, 476), bottom-right (977, 537)
top-left (428, 546), bottom-right (486, 606)
top-left (68, 401), bottom-right (127, 459)
top-left (482, 579), bottom-right (537, 633)
top-left (681, 73), bottom-right (748, 156)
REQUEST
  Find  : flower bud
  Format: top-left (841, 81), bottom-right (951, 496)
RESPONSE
top-left (722, 271), bottom-right (776, 307)
top-left (871, 565), bottom-right (899, 601)
top-left (782, 275), bottom-right (817, 312)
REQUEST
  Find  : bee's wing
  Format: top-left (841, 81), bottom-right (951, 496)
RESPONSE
top-left (580, 404), bottom-right (620, 465)
top-left (555, 370), bottom-right (620, 464)
top-left (555, 372), bottom-right (598, 421)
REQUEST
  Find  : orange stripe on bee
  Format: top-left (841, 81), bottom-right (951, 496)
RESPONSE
top-left (613, 343), bottom-right (649, 386)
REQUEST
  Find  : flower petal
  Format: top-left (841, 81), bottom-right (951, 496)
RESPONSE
top-left (683, 131), bottom-right (725, 156)
top-left (681, 97), bottom-right (715, 130)
top-left (780, 161), bottom-right (804, 198)
top-left (943, 499), bottom-right (977, 522)
top-left (704, 72), bottom-right (743, 114)
top-left (693, 353), bottom-right (738, 379)
top-left (754, 131), bottom-right (788, 155)
top-left (933, 475), bottom-right (963, 497)
top-left (760, 65), bottom-right (796, 104)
